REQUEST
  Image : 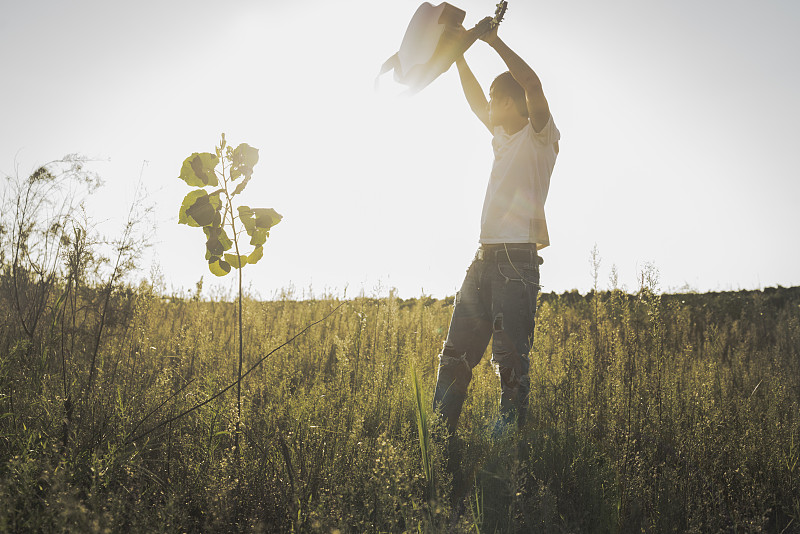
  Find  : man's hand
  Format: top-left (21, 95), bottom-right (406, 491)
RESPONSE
top-left (479, 21), bottom-right (500, 46)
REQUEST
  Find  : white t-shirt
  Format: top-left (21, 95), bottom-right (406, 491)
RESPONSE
top-left (479, 116), bottom-right (560, 249)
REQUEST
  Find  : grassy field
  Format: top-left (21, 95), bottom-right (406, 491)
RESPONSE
top-left (1, 266), bottom-right (799, 532)
top-left (2, 162), bottom-right (799, 532)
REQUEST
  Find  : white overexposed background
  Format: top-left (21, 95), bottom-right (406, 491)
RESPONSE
top-left (2, 0), bottom-right (799, 298)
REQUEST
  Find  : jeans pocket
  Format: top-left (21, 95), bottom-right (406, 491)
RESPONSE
top-left (495, 261), bottom-right (539, 286)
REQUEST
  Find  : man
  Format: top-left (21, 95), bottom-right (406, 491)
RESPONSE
top-left (432, 24), bottom-right (560, 439)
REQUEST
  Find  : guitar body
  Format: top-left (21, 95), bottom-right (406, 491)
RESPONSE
top-left (380, 2), bottom-right (506, 94)
top-left (392, 3), bottom-right (466, 91)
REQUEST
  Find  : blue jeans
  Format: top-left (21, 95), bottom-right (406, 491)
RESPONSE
top-left (433, 244), bottom-right (540, 435)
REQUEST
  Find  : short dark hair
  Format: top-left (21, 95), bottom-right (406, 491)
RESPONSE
top-left (490, 71), bottom-right (528, 117)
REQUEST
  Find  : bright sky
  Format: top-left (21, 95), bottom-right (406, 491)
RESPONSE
top-left (2, 0), bottom-right (799, 299)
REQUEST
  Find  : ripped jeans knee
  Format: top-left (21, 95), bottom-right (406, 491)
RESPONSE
top-left (435, 342), bottom-right (473, 394)
top-left (493, 351), bottom-right (531, 425)
top-left (432, 342), bottom-right (474, 432)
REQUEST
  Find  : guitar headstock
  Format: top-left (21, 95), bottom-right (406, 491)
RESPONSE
top-left (489, 1), bottom-right (508, 29)
top-left (469, 2), bottom-right (509, 39)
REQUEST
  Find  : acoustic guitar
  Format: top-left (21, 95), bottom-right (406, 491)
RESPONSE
top-left (379, 2), bottom-right (508, 94)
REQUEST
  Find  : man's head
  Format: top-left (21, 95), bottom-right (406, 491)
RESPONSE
top-left (489, 71), bottom-right (528, 128)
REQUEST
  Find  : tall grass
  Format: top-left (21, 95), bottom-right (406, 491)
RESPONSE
top-left (2, 279), bottom-right (798, 532)
top-left (1, 198), bottom-right (799, 533)
top-left (410, 362), bottom-right (433, 500)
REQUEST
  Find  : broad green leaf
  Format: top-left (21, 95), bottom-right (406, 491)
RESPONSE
top-left (238, 206), bottom-right (256, 234)
top-left (209, 258), bottom-right (231, 277)
top-left (207, 189), bottom-right (224, 209)
top-left (239, 207), bottom-right (281, 241)
top-left (206, 238), bottom-right (224, 258)
top-left (230, 143), bottom-right (259, 180)
top-left (249, 228), bottom-right (267, 246)
top-left (179, 152), bottom-right (219, 187)
top-left (185, 195), bottom-right (215, 227)
top-left (248, 245), bottom-right (264, 265)
top-left (231, 175), bottom-right (251, 197)
top-left (204, 226), bottom-right (233, 258)
top-left (209, 227), bottom-right (233, 251)
top-left (219, 227), bottom-right (233, 250)
top-left (253, 208), bottom-right (282, 230)
top-left (207, 192), bottom-right (223, 226)
top-left (178, 190), bottom-right (207, 226)
top-left (224, 253), bottom-right (248, 269)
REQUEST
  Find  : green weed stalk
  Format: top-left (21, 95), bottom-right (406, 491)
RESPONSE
top-left (410, 361), bottom-right (434, 500)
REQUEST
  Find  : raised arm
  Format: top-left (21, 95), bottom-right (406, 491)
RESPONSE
top-left (481, 28), bottom-right (551, 133)
top-left (455, 56), bottom-right (492, 133)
